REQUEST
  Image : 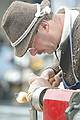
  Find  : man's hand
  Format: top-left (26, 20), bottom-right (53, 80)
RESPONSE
top-left (41, 68), bottom-right (62, 88)
top-left (16, 68), bottom-right (63, 104)
top-left (16, 73), bottom-right (51, 104)
top-left (28, 73), bottom-right (51, 93)
top-left (51, 70), bottom-right (62, 88)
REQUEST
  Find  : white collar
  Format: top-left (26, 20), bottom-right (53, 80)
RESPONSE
top-left (56, 7), bottom-right (79, 49)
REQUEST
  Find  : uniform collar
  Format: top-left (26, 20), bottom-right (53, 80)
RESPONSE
top-left (56, 7), bottom-right (79, 50)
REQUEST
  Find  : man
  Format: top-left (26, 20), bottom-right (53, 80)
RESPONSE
top-left (1, 0), bottom-right (80, 108)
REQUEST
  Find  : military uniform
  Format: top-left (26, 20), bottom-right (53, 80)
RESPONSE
top-left (60, 11), bottom-right (80, 89)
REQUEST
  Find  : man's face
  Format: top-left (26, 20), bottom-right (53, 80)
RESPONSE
top-left (28, 19), bottom-right (61, 56)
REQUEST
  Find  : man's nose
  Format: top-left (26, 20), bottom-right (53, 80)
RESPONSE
top-left (29, 48), bottom-right (37, 56)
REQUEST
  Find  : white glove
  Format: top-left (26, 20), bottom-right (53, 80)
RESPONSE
top-left (16, 91), bottom-right (30, 103)
top-left (16, 73), bottom-right (51, 104)
top-left (41, 68), bottom-right (55, 80)
top-left (28, 73), bottom-right (51, 93)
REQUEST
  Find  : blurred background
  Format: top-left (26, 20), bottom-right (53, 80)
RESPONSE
top-left (0, 0), bottom-right (80, 120)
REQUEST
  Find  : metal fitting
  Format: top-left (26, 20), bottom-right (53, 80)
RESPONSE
top-left (31, 87), bottom-right (48, 111)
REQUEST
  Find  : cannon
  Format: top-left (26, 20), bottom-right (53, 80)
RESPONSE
top-left (29, 88), bottom-right (80, 120)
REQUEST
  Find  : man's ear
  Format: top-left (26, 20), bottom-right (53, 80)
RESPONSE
top-left (38, 20), bottom-right (49, 32)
